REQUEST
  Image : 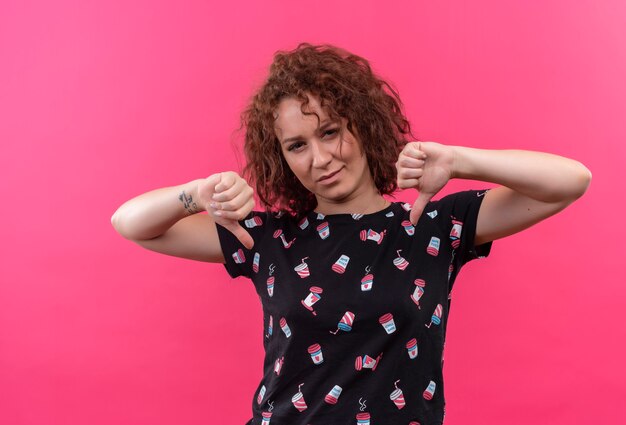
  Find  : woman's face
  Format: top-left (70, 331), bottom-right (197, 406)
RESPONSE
top-left (273, 94), bottom-right (376, 206)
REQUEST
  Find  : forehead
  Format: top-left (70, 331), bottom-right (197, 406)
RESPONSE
top-left (273, 95), bottom-right (332, 138)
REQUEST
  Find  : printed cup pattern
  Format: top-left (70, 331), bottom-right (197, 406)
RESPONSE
top-left (379, 313), bottom-right (397, 334)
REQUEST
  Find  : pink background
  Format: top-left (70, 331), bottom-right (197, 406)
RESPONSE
top-left (1, 0), bottom-right (624, 424)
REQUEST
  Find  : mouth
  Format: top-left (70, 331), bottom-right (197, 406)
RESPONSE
top-left (317, 169), bottom-right (342, 182)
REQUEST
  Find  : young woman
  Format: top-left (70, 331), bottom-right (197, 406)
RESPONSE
top-left (111, 43), bottom-right (591, 425)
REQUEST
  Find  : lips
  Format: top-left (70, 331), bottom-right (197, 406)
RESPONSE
top-left (318, 169), bottom-right (341, 182)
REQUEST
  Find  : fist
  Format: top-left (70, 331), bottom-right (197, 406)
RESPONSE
top-left (198, 171), bottom-right (256, 249)
top-left (396, 141), bottom-right (455, 225)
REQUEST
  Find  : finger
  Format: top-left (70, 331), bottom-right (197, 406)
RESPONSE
top-left (397, 168), bottom-right (424, 180)
top-left (212, 179), bottom-right (250, 203)
top-left (198, 173), bottom-right (222, 202)
top-left (211, 190), bottom-right (254, 214)
top-left (410, 192), bottom-right (432, 225)
top-left (214, 172), bottom-right (236, 193)
top-left (397, 177), bottom-right (420, 190)
top-left (397, 157), bottom-right (425, 168)
top-left (223, 222), bottom-right (255, 250)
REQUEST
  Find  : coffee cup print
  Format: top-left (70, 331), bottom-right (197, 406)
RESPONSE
top-left (294, 257), bottom-right (310, 278)
top-left (410, 279), bottom-right (426, 309)
top-left (402, 220), bottom-right (415, 236)
top-left (308, 343), bottom-right (324, 365)
top-left (232, 249), bottom-right (245, 264)
top-left (406, 338), bottom-right (418, 359)
top-left (267, 276), bottom-right (275, 297)
top-left (450, 219), bottom-right (463, 248)
top-left (356, 412), bottom-right (371, 425)
top-left (425, 304), bottom-right (443, 328)
top-left (393, 250), bottom-right (409, 270)
top-left (402, 202), bottom-right (412, 211)
top-left (379, 313), bottom-right (397, 334)
top-left (325, 385), bottom-right (342, 404)
top-left (389, 380), bottom-right (406, 409)
top-left (273, 229), bottom-right (295, 248)
top-left (291, 383), bottom-right (307, 412)
top-left (361, 273), bottom-right (374, 291)
top-left (355, 353), bottom-right (383, 371)
top-left (274, 356), bottom-right (284, 375)
top-left (244, 216), bottom-right (263, 228)
top-left (360, 229), bottom-right (386, 245)
top-left (317, 221), bottom-right (330, 239)
top-left (298, 216), bottom-right (309, 230)
top-left (261, 411), bottom-right (273, 425)
top-left (280, 317), bottom-right (292, 338)
top-left (352, 213), bottom-right (364, 220)
top-left (253, 252), bottom-right (260, 273)
top-left (316, 212), bottom-right (325, 220)
top-left (257, 384), bottom-right (266, 405)
top-left (330, 311), bottom-right (355, 334)
top-left (427, 209), bottom-right (438, 219)
top-left (332, 254), bottom-right (350, 274)
top-left (423, 380), bottom-right (436, 400)
top-left (426, 236), bottom-right (440, 256)
top-left (301, 286), bottom-right (323, 315)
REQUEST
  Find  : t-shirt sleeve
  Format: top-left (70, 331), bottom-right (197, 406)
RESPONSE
top-left (215, 211), bottom-right (268, 279)
top-left (432, 189), bottom-right (493, 268)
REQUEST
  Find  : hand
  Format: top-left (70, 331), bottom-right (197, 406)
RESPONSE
top-left (396, 141), bottom-right (455, 225)
top-left (197, 172), bottom-right (256, 249)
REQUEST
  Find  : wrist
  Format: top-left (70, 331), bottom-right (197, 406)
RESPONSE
top-left (178, 179), bottom-right (205, 215)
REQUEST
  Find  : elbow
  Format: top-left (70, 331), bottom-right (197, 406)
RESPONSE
top-left (573, 162), bottom-right (592, 199)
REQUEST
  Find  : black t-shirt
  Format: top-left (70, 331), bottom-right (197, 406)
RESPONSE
top-left (216, 190), bottom-right (493, 425)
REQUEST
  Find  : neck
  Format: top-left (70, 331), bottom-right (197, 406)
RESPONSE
top-left (314, 189), bottom-right (389, 216)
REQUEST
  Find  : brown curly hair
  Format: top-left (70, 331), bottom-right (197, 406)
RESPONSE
top-left (240, 42), bottom-right (416, 218)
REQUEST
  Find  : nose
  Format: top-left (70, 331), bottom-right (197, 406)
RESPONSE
top-left (311, 139), bottom-right (333, 169)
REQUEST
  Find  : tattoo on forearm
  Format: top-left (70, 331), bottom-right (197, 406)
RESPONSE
top-left (178, 191), bottom-right (200, 215)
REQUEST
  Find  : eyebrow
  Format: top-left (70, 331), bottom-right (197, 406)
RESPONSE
top-left (280, 120), bottom-right (337, 144)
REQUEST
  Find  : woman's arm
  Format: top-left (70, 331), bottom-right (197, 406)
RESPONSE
top-left (110, 173), bottom-right (256, 263)
top-left (396, 142), bottom-right (592, 244)
top-left (450, 146), bottom-right (592, 245)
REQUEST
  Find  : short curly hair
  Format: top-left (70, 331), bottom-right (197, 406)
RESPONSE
top-left (240, 42), bottom-right (415, 218)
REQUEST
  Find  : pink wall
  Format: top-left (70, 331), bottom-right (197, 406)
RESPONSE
top-left (1, 0), bottom-right (624, 424)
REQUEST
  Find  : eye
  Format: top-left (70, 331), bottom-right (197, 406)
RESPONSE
top-left (323, 128), bottom-right (339, 138)
top-left (287, 141), bottom-right (305, 152)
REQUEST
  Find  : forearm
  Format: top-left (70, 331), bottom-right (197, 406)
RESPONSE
top-left (111, 179), bottom-right (206, 240)
top-left (451, 146), bottom-right (592, 203)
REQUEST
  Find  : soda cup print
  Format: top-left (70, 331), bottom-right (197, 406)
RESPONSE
top-left (280, 317), bottom-right (291, 338)
top-left (356, 412), bottom-right (371, 425)
top-left (232, 249), bottom-right (245, 264)
top-left (261, 411), bottom-right (273, 425)
top-left (244, 215), bottom-right (263, 228)
top-left (257, 384), bottom-right (266, 405)
top-left (379, 313), bottom-right (397, 334)
top-left (402, 220), bottom-right (415, 236)
top-left (317, 221), bottom-right (330, 239)
top-left (273, 229), bottom-right (295, 248)
top-left (308, 343), bottom-right (324, 365)
top-left (324, 385), bottom-right (342, 404)
top-left (406, 338), bottom-right (418, 359)
top-left (410, 279), bottom-right (426, 309)
top-left (298, 216), bottom-right (309, 230)
top-left (330, 311), bottom-right (355, 334)
top-left (355, 353), bottom-right (382, 371)
top-left (450, 219), bottom-right (463, 248)
top-left (274, 356), bottom-right (284, 375)
top-left (427, 236), bottom-right (440, 256)
top-left (266, 276), bottom-right (275, 297)
top-left (425, 304), bottom-right (443, 328)
top-left (332, 254), bottom-right (350, 273)
top-left (253, 252), bottom-right (260, 273)
top-left (423, 380), bottom-right (436, 400)
top-left (393, 250), bottom-right (409, 270)
top-left (291, 383), bottom-right (307, 412)
top-left (301, 286), bottom-right (323, 315)
top-left (361, 273), bottom-right (374, 291)
top-left (389, 380), bottom-right (406, 410)
top-left (294, 257), bottom-right (310, 278)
